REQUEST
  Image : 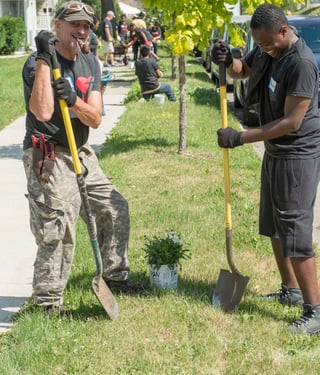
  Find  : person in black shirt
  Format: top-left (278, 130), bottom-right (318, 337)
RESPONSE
top-left (149, 21), bottom-right (162, 56)
top-left (135, 46), bottom-right (176, 101)
top-left (212, 4), bottom-right (320, 335)
top-left (22, 1), bottom-right (143, 315)
top-left (117, 14), bottom-right (129, 43)
top-left (127, 23), bottom-right (160, 61)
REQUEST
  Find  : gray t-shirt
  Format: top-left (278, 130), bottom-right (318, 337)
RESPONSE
top-left (135, 57), bottom-right (160, 93)
top-left (22, 51), bottom-right (101, 149)
top-left (245, 37), bottom-right (320, 158)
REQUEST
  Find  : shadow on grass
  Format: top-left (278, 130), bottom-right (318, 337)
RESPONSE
top-left (99, 135), bottom-right (174, 156)
top-left (186, 70), bottom-right (212, 84)
top-left (15, 271), bottom-right (295, 324)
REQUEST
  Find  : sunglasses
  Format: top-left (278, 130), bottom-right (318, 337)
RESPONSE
top-left (56, 2), bottom-right (94, 19)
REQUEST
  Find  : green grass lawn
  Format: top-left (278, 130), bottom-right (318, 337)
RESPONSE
top-left (0, 55), bottom-right (27, 130)
top-left (1, 48), bottom-right (320, 374)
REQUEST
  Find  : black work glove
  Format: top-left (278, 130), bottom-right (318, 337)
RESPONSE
top-left (35, 30), bottom-right (56, 66)
top-left (52, 77), bottom-right (77, 107)
top-left (217, 127), bottom-right (243, 148)
top-left (211, 41), bottom-right (233, 68)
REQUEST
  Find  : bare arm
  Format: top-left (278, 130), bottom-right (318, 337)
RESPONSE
top-left (71, 90), bottom-right (102, 129)
top-left (156, 68), bottom-right (163, 78)
top-left (126, 36), bottom-right (138, 48)
top-left (29, 60), bottom-right (55, 121)
top-left (241, 96), bottom-right (311, 144)
top-left (227, 57), bottom-right (251, 79)
top-left (105, 27), bottom-right (113, 42)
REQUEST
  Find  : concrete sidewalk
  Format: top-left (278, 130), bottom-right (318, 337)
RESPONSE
top-left (0, 72), bottom-right (131, 333)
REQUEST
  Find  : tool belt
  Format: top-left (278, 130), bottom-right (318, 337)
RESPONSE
top-left (31, 134), bottom-right (56, 183)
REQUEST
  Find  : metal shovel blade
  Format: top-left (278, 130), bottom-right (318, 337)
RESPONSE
top-left (212, 269), bottom-right (250, 312)
top-left (92, 276), bottom-right (119, 320)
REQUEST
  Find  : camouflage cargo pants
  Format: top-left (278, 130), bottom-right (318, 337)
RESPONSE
top-left (23, 144), bottom-right (130, 307)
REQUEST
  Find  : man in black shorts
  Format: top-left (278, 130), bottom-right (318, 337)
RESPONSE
top-left (212, 4), bottom-right (320, 334)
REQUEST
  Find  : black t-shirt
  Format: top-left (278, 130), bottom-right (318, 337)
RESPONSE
top-left (22, 51), bottom-right (101, 150)
top-left (102, 18), bottom-right (113, 41)
top-left (135, 28), bottom-right (153, 43)
top-left (245, 37), bottom-right (320, 158)
top-left (135, 57), bottom-right (159, 92)
top-left (117, 22), bottom-right (128, 38)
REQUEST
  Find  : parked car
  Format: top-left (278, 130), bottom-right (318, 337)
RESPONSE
top-left (233, 16), bottom-right (320, 127)
top-left (202, 15), bottom-right (251, 87)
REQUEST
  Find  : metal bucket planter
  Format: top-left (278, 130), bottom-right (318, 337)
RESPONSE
top-left (149, 264), bottom-right (178, 290)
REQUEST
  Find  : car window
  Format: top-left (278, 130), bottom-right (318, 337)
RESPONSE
top-left (294, 25), bottom-right (320, 53)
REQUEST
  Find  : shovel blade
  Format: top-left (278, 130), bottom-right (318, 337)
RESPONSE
top-left (212, 269), bottom-right (249, 312)
top-left (92, 276), bottom-right (119, 320)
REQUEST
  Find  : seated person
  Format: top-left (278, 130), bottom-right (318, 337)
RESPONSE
top-left (135, 46), bottom-right (176, 102)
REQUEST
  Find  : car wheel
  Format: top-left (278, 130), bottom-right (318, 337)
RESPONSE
top-left (233, 86), bottom-right (242, 109)
top-left (243, 105), bottom-right (259, 127)
top-left (211, 72), bottom-right (219, 86)
top-left (205, 54), bottom-right (211, 72)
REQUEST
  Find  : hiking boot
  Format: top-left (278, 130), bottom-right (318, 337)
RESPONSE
top-left (287, 304), bottom-right (320, 335)
top-left (105, 279), bottom-right (147, 295)
top-left (261, 283), bottom-right (303, 306)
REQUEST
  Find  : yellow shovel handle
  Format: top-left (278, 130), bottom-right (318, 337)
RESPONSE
top-left (219, 64), bottom-right (232, 231)
top-left (52, 67), bottom-right (82, 175)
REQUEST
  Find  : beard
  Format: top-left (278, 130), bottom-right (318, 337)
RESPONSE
top-left (69, 40), bottom-right (81, 54)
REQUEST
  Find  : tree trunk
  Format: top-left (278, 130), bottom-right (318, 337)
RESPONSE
top-left (172, 55), bottom-right (177, 80)
top-left (101, 0), bottom-right (116, 29)
top-left (178, 55), bottom-right (187, 154)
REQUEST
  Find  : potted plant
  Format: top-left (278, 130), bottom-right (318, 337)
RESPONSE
top-left (143, 230), bottom-right (191, 289)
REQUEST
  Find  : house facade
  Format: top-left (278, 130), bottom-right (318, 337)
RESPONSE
top-left (0, 0), bottom-right (55, 50)
top-left (0, 0), bottom-right (143, 51)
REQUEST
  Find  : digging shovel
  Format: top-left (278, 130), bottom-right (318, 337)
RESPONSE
top-left (212, 64), bottom-right (249, 312)
top-left (50, 40), bottom-right (118, 320)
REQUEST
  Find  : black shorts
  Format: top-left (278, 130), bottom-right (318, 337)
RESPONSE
top-left (259, 153), bottom-right (320, 258)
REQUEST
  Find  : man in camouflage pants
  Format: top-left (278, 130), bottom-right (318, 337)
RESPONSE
top-left (22, 1), bottom-right (141, 315)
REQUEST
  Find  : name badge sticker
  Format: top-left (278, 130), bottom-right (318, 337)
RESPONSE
top-left (268, 76), bottom-right (277, 93)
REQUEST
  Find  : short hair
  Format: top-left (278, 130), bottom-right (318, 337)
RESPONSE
top-left (250, 4), bottom-right (288, 33)
top-left (140, 46), bottom-right (150, 57)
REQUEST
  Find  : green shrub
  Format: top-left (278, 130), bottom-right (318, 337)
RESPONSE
top-left (0, 16), bottom-right (25, 55)
top-left (124, 81), bottom-right (142, 103)
top-left (0, 22), bottom-right (6, 50)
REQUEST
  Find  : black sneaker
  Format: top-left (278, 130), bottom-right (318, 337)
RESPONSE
top-left (287, 304), bottom-right (320, 335)
top-left (261, 283), bottom-right (303, 306)
top-left (105, 279), bottom-right (147, 295)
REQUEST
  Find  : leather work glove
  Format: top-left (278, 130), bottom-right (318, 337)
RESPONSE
top-left (35, 30), bottom-right (56, 66)
top-left (52, 77), bottom-right (77, 107)
top-left (217, 127), bottom-right (243, 148)
top-left (211, 41), bottom-right (233, 68)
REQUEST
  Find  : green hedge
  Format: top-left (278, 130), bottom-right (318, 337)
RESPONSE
top-left (0, 16), bottom-right (25, 55)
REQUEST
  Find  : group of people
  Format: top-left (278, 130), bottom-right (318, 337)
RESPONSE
top-left (100, 10), bottom-right (162, 67)
top-left (22, 0), bottom-right (320, 336)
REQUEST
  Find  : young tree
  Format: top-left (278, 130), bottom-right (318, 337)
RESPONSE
top-left (142, 0), bottom-right (303, 154)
